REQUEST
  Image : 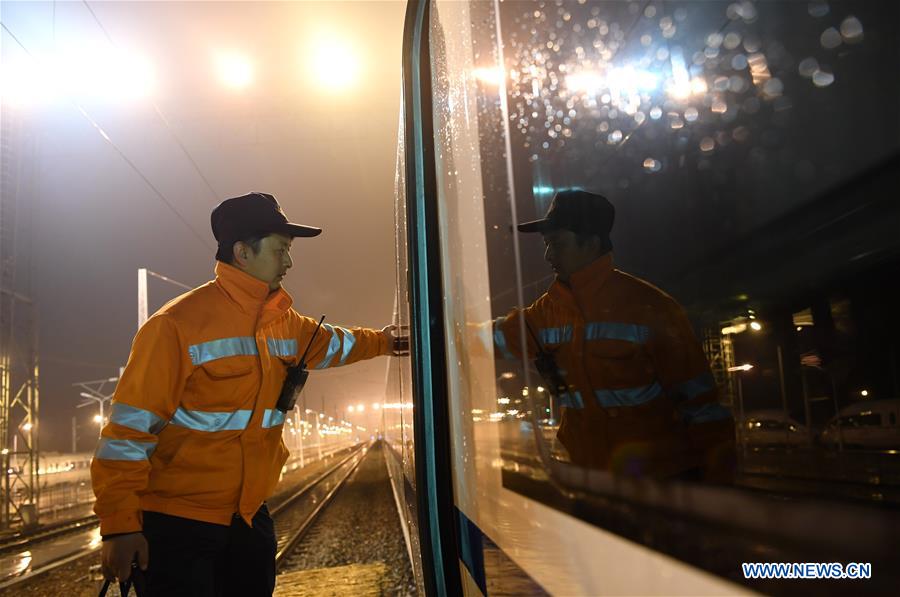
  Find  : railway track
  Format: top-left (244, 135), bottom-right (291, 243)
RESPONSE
top-left (0, 443), bottom-right (365, 593)
top-left (273, 443), bottom-right (368, 567)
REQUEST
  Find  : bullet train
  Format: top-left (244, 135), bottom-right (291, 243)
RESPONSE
top-left (382, 1), bottom-right (900, 595)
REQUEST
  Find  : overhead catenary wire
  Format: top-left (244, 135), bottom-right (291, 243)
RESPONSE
top-left (146, 269), bottom-right (193, 290)
top-left (82, 0), bottom-right (223, 205)
top-left (0, 21), bottom-right (215, 252)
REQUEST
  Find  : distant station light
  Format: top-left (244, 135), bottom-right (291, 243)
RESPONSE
top-left (215, 51), bottom-right (253, 89)
top-left (310, 36), bottom-right (359, 90)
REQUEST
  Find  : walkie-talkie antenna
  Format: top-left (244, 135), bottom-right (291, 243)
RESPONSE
top-left (299, 315), bottom-right (325, 364)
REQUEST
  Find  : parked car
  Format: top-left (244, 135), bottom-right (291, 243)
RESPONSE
top-left (820, 399), bottom-right (900, 449)
top-left (737, 409), bottom-right (811, 447)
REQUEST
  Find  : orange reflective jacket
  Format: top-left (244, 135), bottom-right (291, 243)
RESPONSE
top-left (91, 262), bottom-right (388, 535)
top-left (494, 254), bottom-right (734, 478)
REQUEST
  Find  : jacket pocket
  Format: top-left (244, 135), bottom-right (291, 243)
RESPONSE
top-left (199, 359), bottom-right (253, 378)
top-left (586, 340), bottom-right (653, 383)
top-left (182, 358), bottom-right (258, 411)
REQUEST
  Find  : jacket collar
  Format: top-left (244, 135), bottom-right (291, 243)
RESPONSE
top-left (548, 252), bottom-right (614, 305)
top-left (214, 261), bottom-right (293, 319)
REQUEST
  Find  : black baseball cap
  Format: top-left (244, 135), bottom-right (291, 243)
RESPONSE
top-left (211, 192), bottom-right (321, 245)
top-left (517, 189), bottom-right (615, 237)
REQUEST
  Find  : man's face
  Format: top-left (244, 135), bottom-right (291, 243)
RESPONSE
top-left (238, 233), bottom-right (293, 291)
top-left (542, 229), bottom-right (601, 281)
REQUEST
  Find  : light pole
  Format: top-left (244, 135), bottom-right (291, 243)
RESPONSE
top-left (74, 376), bottom-right (118, 435)
top-left (728, 364), bottom-right (754, 457)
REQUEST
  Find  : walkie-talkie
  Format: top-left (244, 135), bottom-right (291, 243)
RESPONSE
top-left (276, 315), bottom-right (325, 413)
top-left (525, 321), bottom-right (569, 398)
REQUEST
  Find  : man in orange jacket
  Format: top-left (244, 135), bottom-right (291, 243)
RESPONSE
top-left (493, 190), bottom-right (734, 481)
top-left (92, 192), bottom-right (401, 595)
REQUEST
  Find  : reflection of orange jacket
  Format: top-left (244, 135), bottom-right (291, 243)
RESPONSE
top-left (494, 254), bottom-right (733, 477)
top-left (91, 262), bottom-right (388, 535)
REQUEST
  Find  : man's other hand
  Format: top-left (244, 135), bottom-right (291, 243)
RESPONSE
top-left (101, 532), bottom-right (149, 582)
top-left (380, 324), bottom-right (410, 356)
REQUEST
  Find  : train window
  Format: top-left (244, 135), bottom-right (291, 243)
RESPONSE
top-left (426, 0), bottom-right (899, 555)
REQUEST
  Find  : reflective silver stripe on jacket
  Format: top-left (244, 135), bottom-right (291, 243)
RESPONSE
top-left (594, 382), bottom-right (662, 407)
top-left (539, 325), bottom-right (573, 345)
top-left (95, 438), bottom-right (157, 461)
top-left (109, 403), bottom-right (167, 434)
top-left (584, 322), bottom-right (650, 344)
top-left (169, 408), bottom-right (253, 431)
top-left (188, 337), bottom-right (257, 365)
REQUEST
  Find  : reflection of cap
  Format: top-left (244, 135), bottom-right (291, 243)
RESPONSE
top-left (211, 192), bottom-right (321, 245)
top-left (517, 189), bottom-right (615, 237)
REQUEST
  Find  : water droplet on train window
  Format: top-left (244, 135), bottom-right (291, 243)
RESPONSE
top-left (743, 35), bottom-right (761, 53)
top-left (634, 111), bottom-right (646, 125)
top-left (650, 106), bottom-right (662, 120)
top-left (641, 34), bottom-right (653, 47)
top-left (763, 78), bottom-right (784, 98)
top-left (608, 130), bottom-right (623, 143)
top-left (726, 3), bottom-right (741, 20)
top-left (840, 16), bottom-right (864, 42)
top-left (729, 76), bottom-right (748, 93)
top-left (812, 69), bottom-right (835, 87)
top-left (712, 97), bottom-right (728, 113)
top-left (739, 1), bottom-right (758, 22)
top-left (656, 47), bottom-right (670, 61)
top-left (808, 1), bottom-right (830, 18)
top-left (669, 115), bottom-right (684, 130)
top-left (674, 7), bottom-right (688, 22)
top-left (644, 5), bottom-right (657, 18)
top-left (820, 27), bottom-right (842, 49)
top-left (684, 107), bottom-right (699, 122)
top-left (798, 57), bottom-right (820, 77)
top-left (732, 126), bottom-right (750, 142)
top-left (724, 32), bottom-right (742, 50)
top-left (643, 158), bottom-right (662, 173)
top-left (714, 76), bottom-right (730, 91)
top-left (743, 97), bottom-right (761, 113)
top-left (707, 33), bottom-right (724, 48)
top-left (731, 54), bottom-right (748, 70)
top-left (662, 25), bottom-right (676, 39)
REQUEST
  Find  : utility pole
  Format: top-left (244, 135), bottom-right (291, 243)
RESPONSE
top-left (137, 268), bottom-right (192, 329)
top-left (1, 106), bottom-right (40, 531)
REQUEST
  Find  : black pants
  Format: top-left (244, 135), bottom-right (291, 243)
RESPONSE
top-left (141, 505), bottom-right (276, 597)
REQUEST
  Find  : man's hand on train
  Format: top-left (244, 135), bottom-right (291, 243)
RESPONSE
top-left (101, 532), bottom-right (149, 582)
top-left (381, 324), bottom-right (410, 356)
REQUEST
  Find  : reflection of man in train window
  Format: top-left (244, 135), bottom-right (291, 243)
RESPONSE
top-left (492, 190), bottom-right (734, 481)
